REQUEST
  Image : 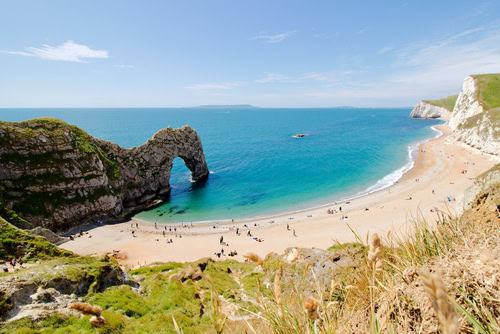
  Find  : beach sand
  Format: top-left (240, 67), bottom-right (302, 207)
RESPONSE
top-left (60, 125), bottom-right (499, 268)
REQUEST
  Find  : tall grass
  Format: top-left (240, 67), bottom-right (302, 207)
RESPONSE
top-left (245, 189), bottom-right (500, 333)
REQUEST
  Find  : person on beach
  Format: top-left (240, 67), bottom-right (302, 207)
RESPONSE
top-left (236, 227), bottom-right (239, 235)
top-left (247, 230), bottom-right (252, 237)
top-left (162, 231), bottom-right (165, 237)
top-left (220, 236), bottom-right (224, 244)
top-left (339, 206), bottom-right (342, 212)
top-left (293, 229), bottom-right (297, 237)
top-left (136, 223), bottom-right (139, 228)
top-left (2, 263), bottom-right (8, 272)
top-left (287, 223), bottom-right (290, 231)
top-left (155, 223), bottom-right (157, 229)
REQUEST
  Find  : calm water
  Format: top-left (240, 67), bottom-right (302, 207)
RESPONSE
top-left (0, 108), bottom-right (440, 223)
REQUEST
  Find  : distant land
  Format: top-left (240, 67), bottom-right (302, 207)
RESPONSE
top-left (187, 105), bottom-right (417, 109)
top-left (191, 104), bottom-right (260, 108)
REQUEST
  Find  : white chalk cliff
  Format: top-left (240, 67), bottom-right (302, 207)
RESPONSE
top-left (410, 101), bottom-right (452, 120)
top-left (448, 76), bottom-right (499, 156)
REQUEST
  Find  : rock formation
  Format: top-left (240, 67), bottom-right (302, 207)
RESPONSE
top-left (409, 101), bottom-right (452, 120)
top-left (0, 118), bottom-right (209, 231)
top-left (448, 75), bottom-right (499, 156)
top-left (410, 74), bottom-right (499, 156)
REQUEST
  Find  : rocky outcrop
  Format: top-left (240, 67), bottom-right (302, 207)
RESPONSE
top-left (0, 118), bottom-right (209, 231)
top-left (448, 76), bottom-right (500, 156)
top-left (463, 164), bottom-right (500, 210)
top-left (449, 76), bottom-right (483, 130)
top-left (410, 101), bottom-right (452, 120)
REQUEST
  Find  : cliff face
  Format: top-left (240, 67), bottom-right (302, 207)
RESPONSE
top-left (409, 101), bottom-right (452, 120)
top-left (0, 118), bottom-right (209, 231)
top-left (448, 76), bottom-right (483, 130)
top-left (448, 75), bottom-right (500, 156)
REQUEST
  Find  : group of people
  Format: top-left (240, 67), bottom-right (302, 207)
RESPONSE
top-left (213, 249), bottom-right (238, 258)
top-left (69, 229), bottom-right (91, 240)
top-left (3, 257), bottom-right (23, 272)
top-left (327, 206), bottom-right (342, 215)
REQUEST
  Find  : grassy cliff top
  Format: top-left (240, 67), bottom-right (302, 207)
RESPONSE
top-left (471, 73), bottom-right (500, 111)
top-left (422, 94), bottom-right (458, 112)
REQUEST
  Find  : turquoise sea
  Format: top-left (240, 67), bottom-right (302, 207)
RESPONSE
top-left (0, 108), bottom-right (440, 224)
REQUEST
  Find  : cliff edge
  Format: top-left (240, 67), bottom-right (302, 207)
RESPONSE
top-left (409, 98), bottom-right (455, 120)
top-left (448, 74), bottom-right (500, 156)
top-left (0, 118), bottom-right (209, 231)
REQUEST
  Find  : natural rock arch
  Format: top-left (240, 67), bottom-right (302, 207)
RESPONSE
top-left (0, 118), bottom-right (209, 230)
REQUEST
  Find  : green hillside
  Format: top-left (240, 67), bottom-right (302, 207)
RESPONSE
top-left (460, 74), bottom-right (500, 136)
top-left (423, 94), bottom-right (458, 112)
top-left (472, 73), bottom-right (500, 110)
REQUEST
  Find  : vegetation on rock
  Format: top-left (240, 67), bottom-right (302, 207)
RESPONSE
top-left (1, 176), bottom-right (499, 333)
top-left (423, 94), bottom-right (459, 112)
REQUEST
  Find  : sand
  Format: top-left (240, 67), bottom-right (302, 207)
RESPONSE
top-left (60, 125), bottom-right (499, 268)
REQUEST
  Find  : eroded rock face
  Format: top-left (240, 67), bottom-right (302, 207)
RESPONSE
top-left (0, 118), bottom-right (209, 231)
top-left (448, 76), bottom-right (499, 156)
top-left (449, 76), bottom-right (483, 130)
top-left (410, 101), bottom-right (451, 120)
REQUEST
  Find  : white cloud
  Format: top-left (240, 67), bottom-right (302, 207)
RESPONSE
top-left (0, 40), bottom-right (109, 62)
top-left (255, 72), bottom-right (292, 83)
top-left (304, 72), bottom-right (328, 81)
top-left (185, 81), bottom-right (245, 90)
top-left (251, 31), bottom-right (296, 43)
top-left (377, 45), bottom-right (393, 55)
top-left (300, 25), bottom-right (500, 105)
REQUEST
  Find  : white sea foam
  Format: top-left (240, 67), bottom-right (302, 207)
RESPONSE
top-left (363, 125), bottom-right (443, 194)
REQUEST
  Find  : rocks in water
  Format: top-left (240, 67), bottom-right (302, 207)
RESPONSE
top-left (0, 118), bottom-right (209, 231)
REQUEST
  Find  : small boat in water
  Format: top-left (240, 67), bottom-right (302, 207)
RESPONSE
top-left (293, 134), bottom-right (307, 138)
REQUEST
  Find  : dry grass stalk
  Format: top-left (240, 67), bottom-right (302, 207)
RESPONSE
top-left (168, 273), bottom-right (183, 281)
top-left (244, 253), bottom-right (264, 266)
top-left (303, 263), bottom-right (310, 279)
top-left (330, 272), bottom-right (340, 298)
top-left (419, 270), bottom-right (459, 334)
top-left (368, 233), bottom-right (383, 272)
top-left (68, 302), bottom-right (102, 316)
top-left (89, 316), bottom-right (106, 327)
top-left (274, 263), bottom-right (284, 318)
top-left (69, 302), bottom-right (123, 334)
top-left (304, 297), bottom-right (320, 320)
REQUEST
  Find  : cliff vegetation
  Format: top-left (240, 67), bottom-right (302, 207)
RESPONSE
top-left (1, 166), bottom-right (499, 333)
top-left (423, 94), bottom-right (459, 112)
top-left (0, 118), bottom-right (209, 231)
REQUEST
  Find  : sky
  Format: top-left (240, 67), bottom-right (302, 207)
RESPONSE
top-left (1, 0), bottom-right (500, 108)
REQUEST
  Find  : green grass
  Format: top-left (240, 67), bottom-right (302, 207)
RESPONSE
top-left (423, 94), bottom-right (458, 112)
top-left (472, 73), bottom-right (500, 110)
top-left (0, 216), bottom-right (73, 261)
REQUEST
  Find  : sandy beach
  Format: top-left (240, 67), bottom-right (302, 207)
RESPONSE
top-left (60, 125), bottom-right (499, 268)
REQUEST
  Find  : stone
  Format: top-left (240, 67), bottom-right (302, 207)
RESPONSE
top-left (410, 101), bottom-right (451, 120)
top-left (0, 118), bottom-right (209, 231)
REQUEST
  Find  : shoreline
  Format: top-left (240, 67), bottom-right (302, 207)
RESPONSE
top-left (132, 124), bottom-right (445, 228)
top-left (60, 124), bottom-right (499, 267)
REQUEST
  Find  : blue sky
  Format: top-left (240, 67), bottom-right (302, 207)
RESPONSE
top-left (1, 0), bottom-right (500, 108)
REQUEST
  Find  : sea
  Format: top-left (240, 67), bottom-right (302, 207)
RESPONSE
top-left (0, 108), bottom-right (441, 224)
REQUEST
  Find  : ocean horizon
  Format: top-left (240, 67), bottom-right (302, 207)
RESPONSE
top-left (0, 107), bottom-right (441, 224)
